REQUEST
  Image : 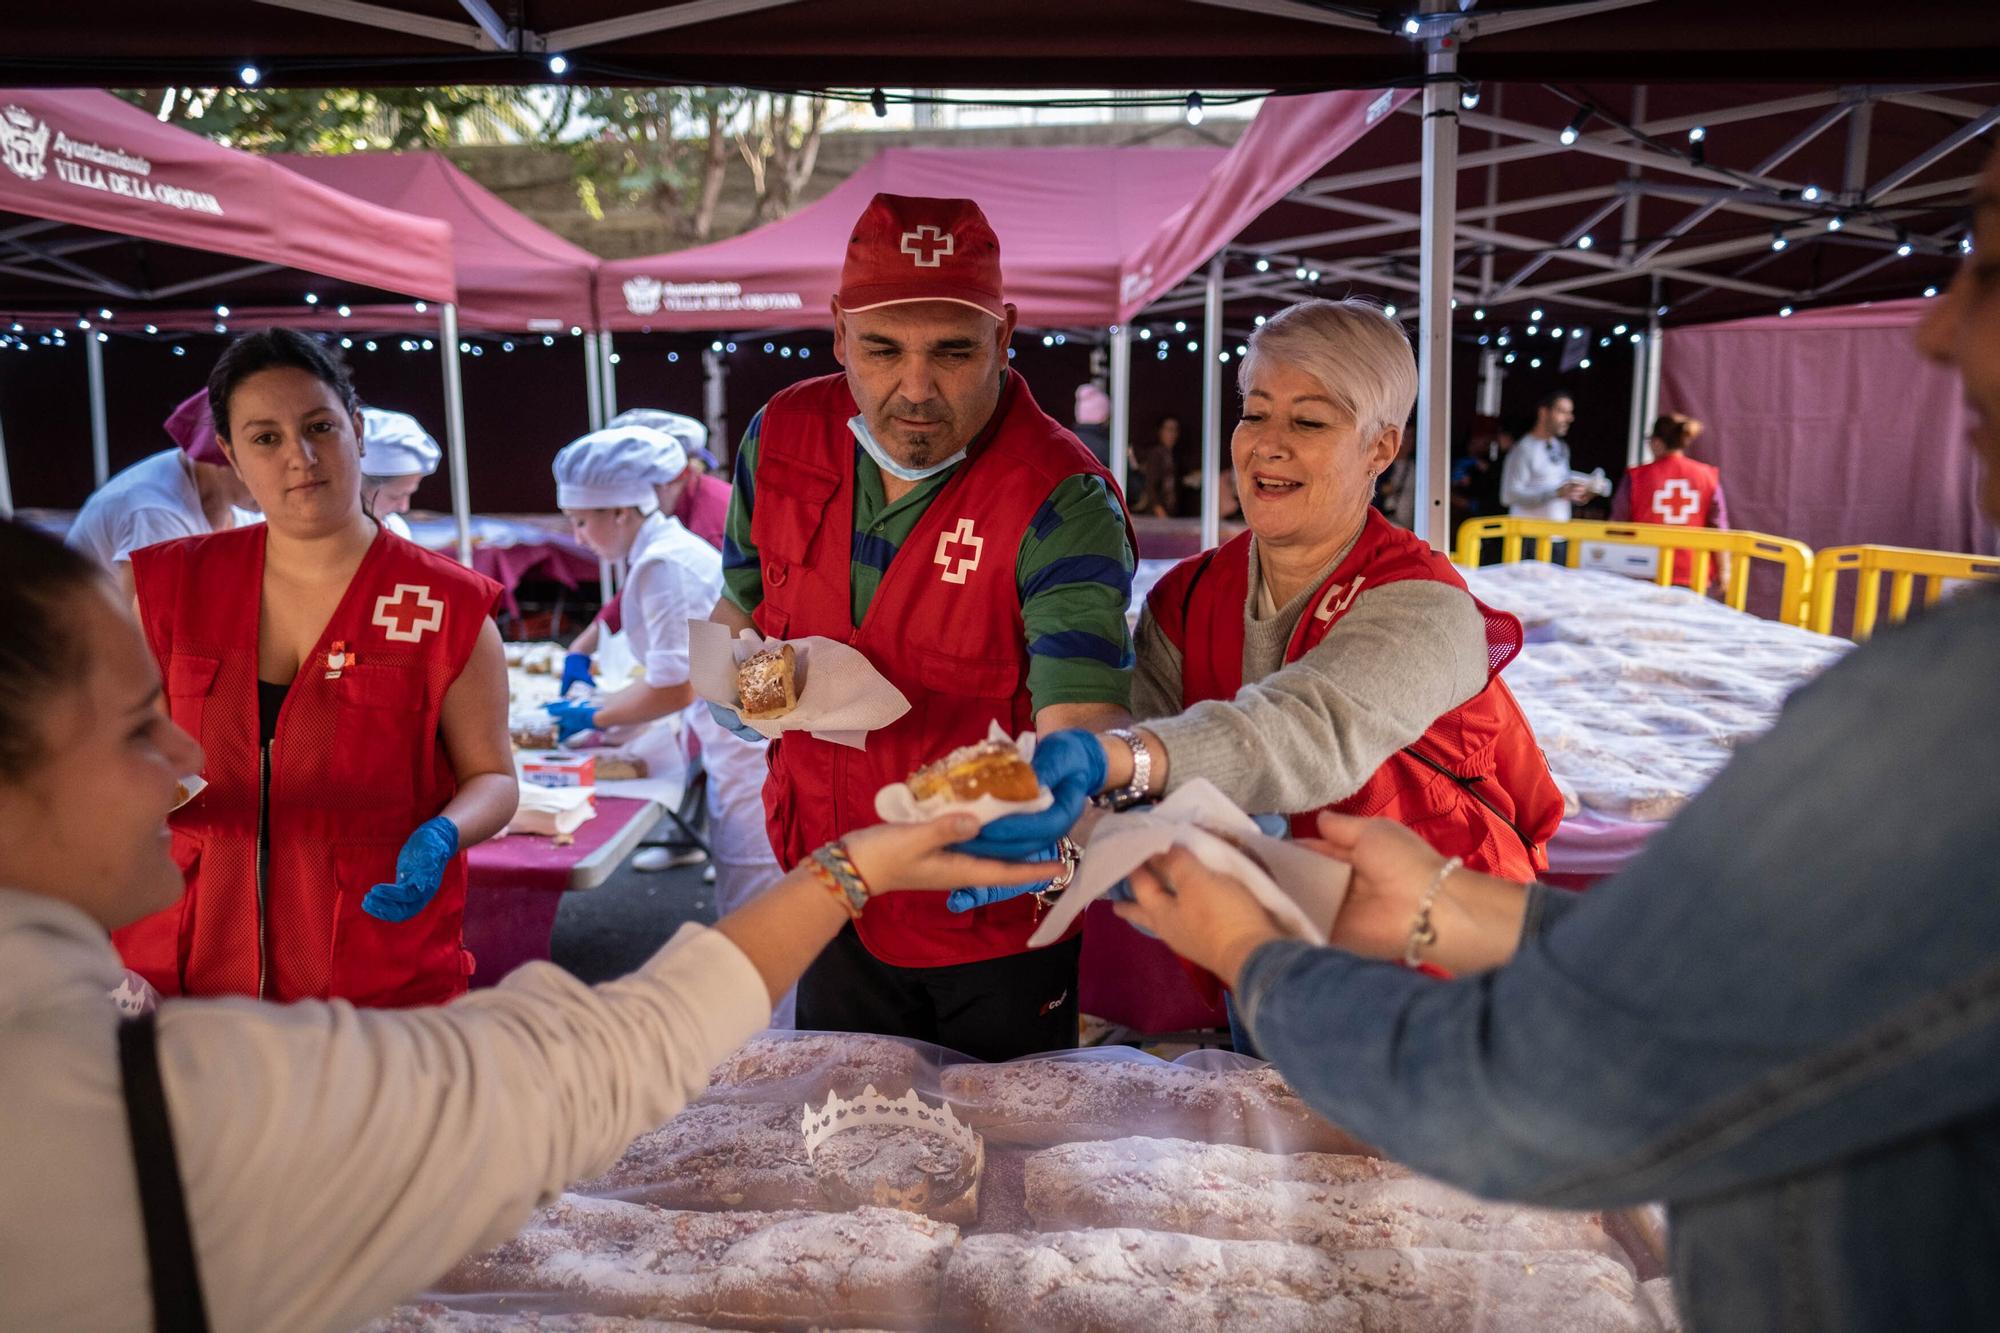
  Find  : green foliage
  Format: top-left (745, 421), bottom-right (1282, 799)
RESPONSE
top-left (113, 86), bottom-right (556, 153)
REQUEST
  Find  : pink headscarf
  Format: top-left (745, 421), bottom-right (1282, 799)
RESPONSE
top-left (163, 389), bottom-right (228, 466)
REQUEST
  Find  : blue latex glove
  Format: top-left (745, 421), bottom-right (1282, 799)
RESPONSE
top-left (707, 700), bottom-right (765, 742)
top-left (361, 816), bottom-right (460, 923)
top-left (559, 651), bottom-right (596, 697)
top-left (953, 729), bottom-right (1109, 861)
top-left (948, 844), bottom-right (1063, 914)
top-left (544, 697), bottom-right (599, 741)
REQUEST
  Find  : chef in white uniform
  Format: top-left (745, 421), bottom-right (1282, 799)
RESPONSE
top-left (65, 389), bottom-right (260, 590)
top-left (546, 427), bottom-right (790, 1023)
top-left (358, 408), bottom-right (441, 541)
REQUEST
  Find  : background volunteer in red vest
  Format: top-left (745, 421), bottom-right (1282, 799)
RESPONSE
top-left (705, 192), bottom-right (1138, 1061)
top-left (558, 407), bottom-right (732, 698)
top-left (1610, 412), bottom-right (1730, 589)
top-left (0, 516), bottom-right (1052, 1330)
top-left (543, 426), bottom-right (790, 1019)
top-left (65, 387), bottom-right (262, 598)
top-left (358, 407), bottom-right (443, 543)
top-left (969, 300), bottom-right (1563, 971)
top-left (112, 330), bottom-right (519, 1008)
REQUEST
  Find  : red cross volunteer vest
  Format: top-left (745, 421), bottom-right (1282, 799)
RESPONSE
top-left (751, 370), bottom-right (1131, 968)
top-left (1149, 509), bottom-right (1563, 881)
top-left (1625, 453), bottom-right (1722, 588)
top-left (117, 524), bottom-right (500, 1006)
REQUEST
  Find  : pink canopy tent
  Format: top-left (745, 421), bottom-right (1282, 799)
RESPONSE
top-left (1660, 298), bottom-right (1994, 558)
top-left (0, 89), bottom-right (484, 557)
top-left (597, 145), bottom-right (1227, 334)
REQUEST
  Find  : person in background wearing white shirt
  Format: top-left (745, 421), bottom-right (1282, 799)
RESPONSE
top-left (0, 515), bottom-right (1046, 1333)
top-left (542, 426), bottom-right (791, 1015)
top-left (358, 408), bottom-right (441, 541)
top-left (65, 388), bottom-right (260, 593)
top-left (1499, 389), bottom-right (1592, 521)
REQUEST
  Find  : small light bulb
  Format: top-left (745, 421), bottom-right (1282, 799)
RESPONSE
top-left (1254, 258), bottom-right (1270, 272)
top-left (548, 54), bottom-right (569, 76)
top-left (1688, 125), bottom-right (1707, 144)
top-left (1530, 308), bottom-right (1545, 322)
top-left (239, 64), bottom-right (261, 86)
top-left (1801, 185), bottom-right (1823, 203)
top-left (1580, 358), bottom-right (1592, 369)
top-left (1184, 93), bottom-right (1204, 127)
top-left (1577, 234), bottom-right (1594, 250)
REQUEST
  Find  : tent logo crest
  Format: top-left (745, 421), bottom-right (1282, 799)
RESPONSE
top-left (623, 275), bottom-right (664, 316)
top-left (0, 106), bottom-right (51, 183)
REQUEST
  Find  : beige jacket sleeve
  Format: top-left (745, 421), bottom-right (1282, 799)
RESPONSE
top-left (162, 923), bottom-right (769, 1333)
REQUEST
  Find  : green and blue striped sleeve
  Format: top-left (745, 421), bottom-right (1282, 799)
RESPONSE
top-left (719, 409), bottom-right (765, 615)
top-left (1017, 473), bottom-right (1136, 711)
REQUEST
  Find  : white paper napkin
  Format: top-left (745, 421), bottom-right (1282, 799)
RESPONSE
top-left (688, 621), bottom-right (911, 750)
top-left (874, 721), bottom-right (1056, 825)
top-left (1025, 778), bottom-right (1351, 948)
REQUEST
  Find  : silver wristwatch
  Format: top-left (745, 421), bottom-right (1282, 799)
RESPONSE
top-left (1099, 727), bottom-right (1154, 811)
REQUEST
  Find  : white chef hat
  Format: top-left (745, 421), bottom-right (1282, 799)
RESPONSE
top-left (608, 408), bottom-right (704, 481)
top-left (552, 426), bottom-right (672, 511)
top-left (360, 408), bottom-right (442, 478)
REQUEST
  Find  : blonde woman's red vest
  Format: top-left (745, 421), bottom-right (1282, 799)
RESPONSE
top-left (1148, 510), bottom-right (1563, 881)
top-left (117, 525), bottom-right (500, 1006)
top-left (1625, 452), bottom-right (1722, 588)
top-left (750, 370), bottom-right (1132, 969)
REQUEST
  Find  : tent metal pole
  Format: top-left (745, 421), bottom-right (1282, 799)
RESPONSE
top-left (600, 331), bottom-right (619, 420)
top-left (438, 305), bottom-right (474, 567)
top-left (1414, 7), bottom-right (1460, 553)
top-left (0, 408), bottom-right (14, 519)
top-left (1199, 256), bottom-right (1225, 551)
top-left (1108, 324), bottom-right (1131, 502)
top-left (1626, 333), bottom-right (1650, 467)
top-left (583, 331), bottom-right (604, 430)
top-left (85, 331), bottom-right (109, 488)
top-left (702, 346), bottom-right (729, 465)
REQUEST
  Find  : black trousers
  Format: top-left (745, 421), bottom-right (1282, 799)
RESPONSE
top-left (797, 924), bottom-right (1082, 1063)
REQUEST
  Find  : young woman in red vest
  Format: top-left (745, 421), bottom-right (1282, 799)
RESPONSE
top-left (974, 299), bottom-right (1564, 908)
top-left (113, 330), bottom-right (519, 1007)
top-left (1610, 412), bottom-right (1729, 589)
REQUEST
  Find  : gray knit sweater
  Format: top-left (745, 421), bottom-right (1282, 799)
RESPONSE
top-left (1131, 536), bottom-right (1491, 815)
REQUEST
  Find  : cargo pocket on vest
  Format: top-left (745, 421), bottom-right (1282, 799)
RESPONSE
top-left (909, 648), bottom-right (1024, 768)
top-left (331, 663), bottom-right (424, 805)
top-left (328, 842), bottom-right (464, 1006)
top-left (164, 652), bottom-right (221, 750)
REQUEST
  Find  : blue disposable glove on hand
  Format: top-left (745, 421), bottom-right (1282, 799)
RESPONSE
top-left (707, 700), bottom-right (765, 742)
top-left (559, 651), bottom-right (596, 697)
top-left (953, 729), bottom-right (1109, 861)
top-left (544, 697), bottom-right (599, 741)
top-left (948, 843), bottom-right (1064, 913)
top-left (362, 816), bottom-right (460, 923)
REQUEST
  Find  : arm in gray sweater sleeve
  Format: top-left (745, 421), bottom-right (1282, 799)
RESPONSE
top-left (1130, 603), bottom-right (1186, 723)
top-left (1140, 580), bottom-right (1492, 814)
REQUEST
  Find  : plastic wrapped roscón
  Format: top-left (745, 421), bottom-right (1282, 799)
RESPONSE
top-left (371, 1034), bottom-right (1674, 1331)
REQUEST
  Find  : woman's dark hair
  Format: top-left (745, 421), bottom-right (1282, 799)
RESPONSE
top-left (1649, 412), bottom-right (1704, 452)
top-left (0, 519), bottom-right (107, 780)
top-left (207, 328), bottom-right (360, 441)
top-left (1153, 414), bottom-right (1182, 437)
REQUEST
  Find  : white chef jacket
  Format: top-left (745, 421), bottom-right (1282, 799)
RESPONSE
top-left (1500, 433), bottom-right (1575, 522)
top-left (0, 885), bottom-right (768, 1333)
top-left (65, 450), bottom-right (215, 569)
top-left (382, 511), bottom-right (413, 541)
top-left (621, 511), bottom-right (775, 870)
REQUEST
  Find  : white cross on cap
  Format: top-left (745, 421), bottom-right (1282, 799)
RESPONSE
top-left (901, 225), bottom-right (955, 267)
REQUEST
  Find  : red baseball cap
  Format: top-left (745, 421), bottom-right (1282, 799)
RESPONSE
top-left (837, 193), bottom-right (1006, 321)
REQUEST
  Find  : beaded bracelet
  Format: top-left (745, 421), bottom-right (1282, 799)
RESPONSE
top-left (1402, 856), bottom-right (1464, 968)
top-left (809, 840), bottom-right (872, 919)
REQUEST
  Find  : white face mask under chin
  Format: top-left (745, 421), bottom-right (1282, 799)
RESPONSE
top-left (849, 413), bottom-right (966, 482)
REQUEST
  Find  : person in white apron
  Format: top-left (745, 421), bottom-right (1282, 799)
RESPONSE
top-left (358, 408), bottom-right (441, 541)
top-left (547, 427), bottom-right (791, 1024)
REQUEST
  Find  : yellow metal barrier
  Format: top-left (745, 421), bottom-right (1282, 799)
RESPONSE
top-left (1452, 517), bottom-right (1815, 627)
top-left (1808, 544), bottom-right (2000, 641)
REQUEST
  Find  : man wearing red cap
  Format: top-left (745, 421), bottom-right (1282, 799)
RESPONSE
top-left (65, 388), bottom-right (260, 593)
top-left (708, 193), bottom-right (1137, 1061)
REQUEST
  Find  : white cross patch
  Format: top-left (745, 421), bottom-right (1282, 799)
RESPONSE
top-left (900, 225), bottom-right (954, 268)
top-left (1313, 575), bottom-right (1367, 623)
top-left (1651, 477), bottom-right (1701, 524)
top-left (373, 583), bottom-right (444, 643)
top-left (934, 517), bottom-right (984, 585)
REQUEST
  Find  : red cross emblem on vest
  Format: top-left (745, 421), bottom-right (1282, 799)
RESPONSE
top-left (934, 517), bottom-right (984, 585)
top-left (901, 225), bottom-right (954, 268)
top-left (1651, 477), bottom-right (1701, 524)
top-left (373, 583), bottom-right (444, 643)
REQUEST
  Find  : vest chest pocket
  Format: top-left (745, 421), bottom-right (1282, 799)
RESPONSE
top-left (328, 663), bottom-right (426, 805)
top-left (907, 646), bottom-right (1026, 766)
top-left (750, 455), bottom-right (841, 567)
top-left (164, 652), bottom-right (221, 745)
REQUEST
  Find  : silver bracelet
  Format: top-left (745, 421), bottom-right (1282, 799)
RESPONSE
top-left (1100, 727), bottom-right (1153, 810)
top-left (1403, 856), bottom-right (1464, 969)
